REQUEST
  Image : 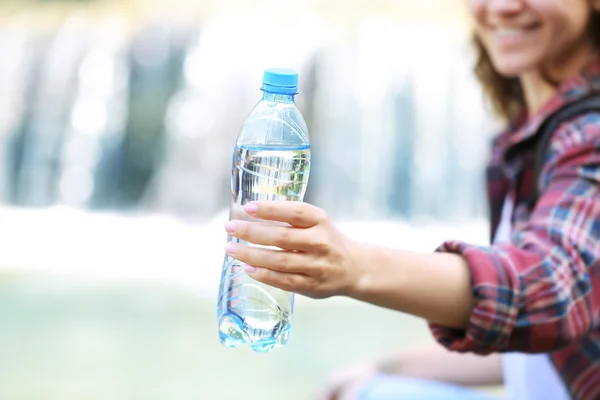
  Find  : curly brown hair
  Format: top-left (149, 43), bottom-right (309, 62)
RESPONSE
top-left (473, 11), bottom-right (600, 122)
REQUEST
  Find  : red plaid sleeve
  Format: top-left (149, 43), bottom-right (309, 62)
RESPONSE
top-left (429, 115), bottom-right (600, 354)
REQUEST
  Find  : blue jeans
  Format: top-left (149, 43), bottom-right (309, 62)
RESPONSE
top-left (357, 375), bottom-right (498, 400)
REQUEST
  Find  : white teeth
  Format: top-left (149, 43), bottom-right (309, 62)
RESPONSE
top-left (496, 27), bottom-right (524, 37)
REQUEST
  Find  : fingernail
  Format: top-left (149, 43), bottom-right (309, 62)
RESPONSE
top-left (244, 265), bottom-right (257, 274)
top-left (224, 221), bottom-right (236, 233)
top-left (244, 203), bottom-right (258, 214)
top-left (225, 242), bottom-right (237, 255)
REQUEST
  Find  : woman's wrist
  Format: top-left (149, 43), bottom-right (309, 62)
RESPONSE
top-left (344, 241), bottom-right (473, 329)
top-left (345, 241), bottom-right (395, 300)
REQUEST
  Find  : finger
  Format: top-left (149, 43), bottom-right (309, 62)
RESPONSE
top-left (244, 201), bottom-right (328, 228)
top-left (243, 263), bottom-right (309, 293)
top-left (225, 220), bottom-right (321, 251)
top-left (226, 242), bottom-right (310, 274)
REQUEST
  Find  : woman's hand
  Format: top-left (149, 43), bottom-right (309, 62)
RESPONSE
top-left (224, 201), bottom-right (365, 298)
top-left (314, 361), bottom-right (378, 400)
top-left (223, 200), bottom-right (473, 330)
top-left (314, 345), bottom-right (504, 400)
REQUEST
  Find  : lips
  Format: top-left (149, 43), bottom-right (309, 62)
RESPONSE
top-left (489, 22), bottom-right (541, 44)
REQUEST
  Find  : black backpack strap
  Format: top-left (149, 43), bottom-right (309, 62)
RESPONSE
top-left (533, 93), bottom-right (600, 202)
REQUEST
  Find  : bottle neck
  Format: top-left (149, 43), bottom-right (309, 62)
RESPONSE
top-left (262, 91), bottom-right (295, 103)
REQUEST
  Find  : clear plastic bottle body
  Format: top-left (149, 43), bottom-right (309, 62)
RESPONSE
top-left (217, 90), bottom-right (311, 353)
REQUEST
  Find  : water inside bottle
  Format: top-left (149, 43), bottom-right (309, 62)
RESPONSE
top-left (217, 144), bottom-right (311, 353)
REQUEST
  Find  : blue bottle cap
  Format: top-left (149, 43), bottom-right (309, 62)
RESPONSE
top-left (261, 68), bottom-right (299, 95)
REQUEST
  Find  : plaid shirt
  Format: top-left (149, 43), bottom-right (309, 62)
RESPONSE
top-left (429, 61), bottom-right (600, 400)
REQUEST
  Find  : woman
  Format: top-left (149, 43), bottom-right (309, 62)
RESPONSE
top-left (224, 0), bottom-right (600, 398)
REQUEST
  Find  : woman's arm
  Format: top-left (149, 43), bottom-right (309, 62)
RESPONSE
top-left (346, 118), bottom-right (600, 353)
top-left (349, 245), bottom-right (474, 330)
top-left (426, 118), bottom-right (600, 354)
top-left (317, 344), bottom-right (503, 400)
top-left (227, 116), bottom-right (600, 354)
top-left (377, 344), bottom-right (504, 386)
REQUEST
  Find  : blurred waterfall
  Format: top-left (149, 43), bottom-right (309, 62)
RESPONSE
top-left (0, 12), bottom-right (497, 223)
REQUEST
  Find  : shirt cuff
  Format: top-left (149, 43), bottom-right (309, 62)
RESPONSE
top-left (428, 239), bottom-right (520, 354)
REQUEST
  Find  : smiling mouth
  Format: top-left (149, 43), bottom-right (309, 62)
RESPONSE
top-left (492, 23), bottom-right (541, 39)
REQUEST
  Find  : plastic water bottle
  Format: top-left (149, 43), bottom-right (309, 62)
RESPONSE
top-left (217, 68), bottom-right (311, 353)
